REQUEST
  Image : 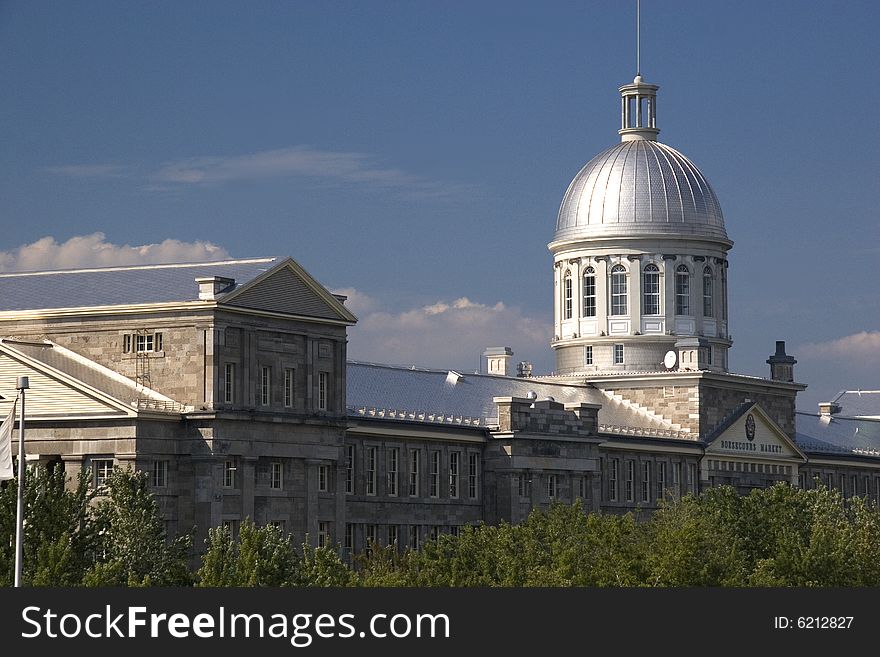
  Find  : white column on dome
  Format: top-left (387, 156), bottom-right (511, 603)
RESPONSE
top-left (628, 256), bottom-right (641, 331)
top-left (596, 257), bottom-right (608, 337)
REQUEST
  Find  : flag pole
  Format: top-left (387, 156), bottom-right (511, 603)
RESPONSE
top-left (14, 375), bottom-right (29, 588)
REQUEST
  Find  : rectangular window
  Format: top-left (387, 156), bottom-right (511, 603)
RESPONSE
top-left (429, 526), bottom-right (440, 542)
top-left (224, 363), bottom-right (235, 404)
top-left (318, 464), bottom-right (329, 492)
top-left (365, 524), bottom-right (377, 554)
top-left (583, 272), bottom-right (596, 317)
top-left (642, 462), bottom-right (651, 503)
top-left (657, 462), bottom-right (666, 501)
top-left (673, 462), bottom-right (682, 496)
top-left (318, 372), bottom-right (328, 411)
top-left (851, 475), bottom-right (858, 498)
top-left (222, 519), bottom-right (239, 539)
top-left (92, 459), bottom-right (114, 488)
top-left (151, 459), bottom-right (168, 488)
top-left (608, 459), bottom-right (619, 502)
top-left (563, 273), bottom-right (573, 320)
top-left (318, 521), bottom-right (329, 549)
top-left (584, 345), bottom-right (593, 366)
top-left (643, 267), bottom-right (661, 315)
top-left (610, 268), bottom-right (627, 315)
top-left (547, 474), bottom-right (558, 499)
top-left (270, 461), bottom-right (283, 490)
top-left (136, 333), bottom-right (153, 353)
top-left (468, 453), bottom-right (479, 499)
top-left (675, 269), bottom-right (690, 315)
top-left (388, 524), bottom-right (398, 548)
top-left (345, 445), bottom-right (355, 494)
top-left (625, 460), bottom-right (635, 502)
top-left (430, 451), bottom-right (440, 498)
top-left (269, 520), bottom-right (286, 533)
top-left (284, 368), bottom-right (294, 407)
top-left (366, 447), bottom-right (376, 496)
top-left (613, 344), bottom-right (624, 365)
top-left (223, 460), bottom-right (236, 488)
top-left (344, 523), bottom-right (354, 551)
top-left (449, 526), bottom-right (460, 538)
top-left (260, 366), bottom-right (271, 406)
top-left (798, 472), bottom-right (806, 489)
top-left (409, 525), bottom-right (420, 550)
top-left (387, 448), bottom-right (398, 496)
top-left (703, 271), bottom-right (714, 317)
top-left (123, 334), bottom-right (132, 353)
top-left (155, 332), bottom-right (163, 352)
top-left (449, 452), bottom-right (459, 499)
top-left (688, 463), bottom-right (697, 492)
top-left (409, 449), bottom-right (420, 497)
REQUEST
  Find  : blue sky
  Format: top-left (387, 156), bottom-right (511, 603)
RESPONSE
top-left (1, 1), bottom-right (878, 411)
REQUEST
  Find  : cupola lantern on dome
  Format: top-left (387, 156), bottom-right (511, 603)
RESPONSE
top-left (619, 75), bottom-right (659, 142)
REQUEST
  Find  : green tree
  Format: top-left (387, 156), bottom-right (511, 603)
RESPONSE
top-left (82, 468), bottom-right (192, 586)
top-left (197, 519), bottom-right (298, 586)
top-left (0, 466), bottom-right (96, 586)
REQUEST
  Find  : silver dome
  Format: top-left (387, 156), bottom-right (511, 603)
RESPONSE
top-left (554, 140), bottom-right (728, 244)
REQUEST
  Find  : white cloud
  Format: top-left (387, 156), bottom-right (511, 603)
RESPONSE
top-left (799, 331), bottom-right (880, 364)
top-left (48, 146), bottom-right (466, 199)
top-left (0, 233), bottom-right (230, 272)
top-left (336, 288), bottom-right (552, 373)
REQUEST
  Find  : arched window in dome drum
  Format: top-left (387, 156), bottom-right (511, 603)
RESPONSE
top-left (583, 267), bottom-right (596, 317)
top-left (703, 267), bottom-right (714, 318)
top-left (643, 264), bottom-right (660, 315)
top-left (675, 265), bottom-right (690, 316)
top-left (610, 265), bottom-right (627, 316)
top-left (563, 270), bottom-right (573, 320)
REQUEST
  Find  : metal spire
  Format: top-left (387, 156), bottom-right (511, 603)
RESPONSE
top-left (636, 0), bottom-right (641, 77)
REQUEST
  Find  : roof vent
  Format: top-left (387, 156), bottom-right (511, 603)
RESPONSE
top-left (195, 276), bottom-right (235, 300)
top-left (445, 370), bottom-right (463, 386)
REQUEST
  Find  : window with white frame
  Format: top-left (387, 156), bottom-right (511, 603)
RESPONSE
top-left (318, 372), bottom-right (328, 411)
top-left (388, 524), bottom-right (398, 548)
top-left (641, 461), bottom-right (651, 503)
top-left (517, 473), bottom-right (530, 498)
top-left (449, 452), bottom-right (459, 499)
top-left (318, 464), bottom-right (329, 492)
top-left (608, 459), bottom-right (618, 502)
top-left (430, 450), bottom-right (440, 498)
top-left (92, 459), bottom-right (114, 488)
top-left (584, 345), bottom-right (593, 366)
top-left (409, 525), bottom-right (420, 550)
top-left (409, 449), bottom-right (419, 497)
top-left (675, 265), bottom-right (690, 315)
top-left (610, 265), bottom-right (627, 315)
top-left (318, 521), bottom-right (329, 548)
top-left (387, 448), bottom-right (398, 496)
top-left (260, 366), bottom-right (271, 406)
top-left (223, 460), bottom-right (237, 488)
top-left (284, 368), bottom-right (295, 407)
top-left (613, 343), bottom-right (624, 365)
top-left (563, 270), bottom-right (573, 320)
top-left (271, 461), bottom-right (283, 490)
top-left (546, 474), bottom-right (558, 499)
top-left (703, 267), bottom-right (714, 317)
top-left (468, 453), bottom-right (479, 499)
top-left (151, 459), bottom-right (168, 488)
top-left (366, 447), bottom-right (376, 496)
top-left (224, 363), bottom-right (235, 404)
top-left (642, 264), bottom-right (661, 315)
top-left (583, 267), bottom-right (596, 317)
top-left (625, 460), bottom-right (634, 502)
top-left (345, 445), bottom-right (354, 494)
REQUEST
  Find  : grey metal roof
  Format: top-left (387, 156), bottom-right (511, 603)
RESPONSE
top-left (1, 339), bottom-right (188, 413)
top-left (0, 257), bottom-right (278, 312)
top-left (796, 411), bottom-right (880, 458)
top-left (826, 390), bottom-right (880, 418)
top-left (554, 140), bottom-right (728, 244)
top-left (347, 361), bottom-right (688, 438)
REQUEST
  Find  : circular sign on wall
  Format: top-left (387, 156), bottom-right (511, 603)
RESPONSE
top-left (745, 414), bottom-right (756, 441)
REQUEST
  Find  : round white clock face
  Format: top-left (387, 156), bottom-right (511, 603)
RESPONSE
top-left (663, 350), bottom-right (677, 369)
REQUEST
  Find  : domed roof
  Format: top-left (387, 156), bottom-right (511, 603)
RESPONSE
top-left (553, 139), bottom-right (729, 245)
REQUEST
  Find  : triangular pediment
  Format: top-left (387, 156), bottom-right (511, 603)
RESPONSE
top-left (0, 350), bottom-right (133, 419)
top-left (221, 258), bottom-right (356, 324)
top-left (706, 404), bottom-right (806, 462)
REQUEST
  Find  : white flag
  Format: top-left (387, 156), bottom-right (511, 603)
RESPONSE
top-left (0, 401), bottom-right (17, 481)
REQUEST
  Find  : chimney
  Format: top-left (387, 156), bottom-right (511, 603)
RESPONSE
top-left (195, 276), bottom-right (235, 300)
top-left (766, 340), bottom-right (796, 382)
top-left (818, 401), bottom-right (841, 417)
top-left (483, 346), bottom-right (513, 376)
top-left (516, 361), bottom-right (533, 378)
